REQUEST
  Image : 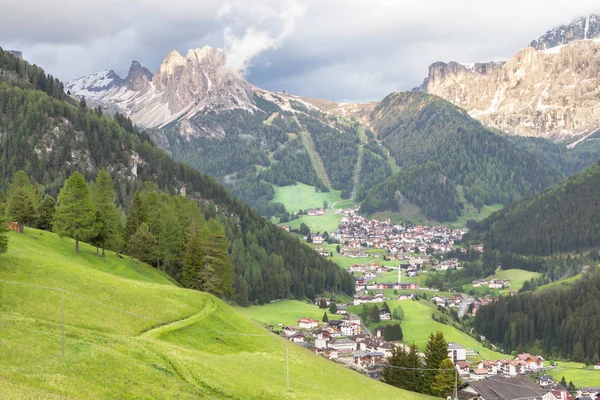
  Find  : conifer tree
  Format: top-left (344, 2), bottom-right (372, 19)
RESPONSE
top-left (7, 170), bottom-right (36, 233)
top-left (319, 298), bottom-right (327, 309)
top-left (423, 331), bottom-right (449, 393)
top-left (127, 223), bottom-right (158, 272)
top-left (370, 305), bottom-right (381, 323)
top-left (125, 191), bottom-right (144, 241)
top-left (157, 199), bottom-right (184, 274)
top-left (54, 172), bottom-right (96, 253)
top-left (431, 358), bottom-right (458, 397)
top-left (404, 343), bottom-right (424, 393)
top-left (90, 170), bottom-right (122, 256)
top-left (382, 345), bottom-right (407, 389)
top-left (322, 311), bottom-right (328, 322)
top-left (37, 195), bottom-right (56, 231)
top-left (0, 215), bottom-right (8, 254)
top-left (328, 302), bottom-right (337, 314)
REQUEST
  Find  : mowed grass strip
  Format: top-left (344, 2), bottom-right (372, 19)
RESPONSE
top-left (0, 229), bottom-right (436, 400)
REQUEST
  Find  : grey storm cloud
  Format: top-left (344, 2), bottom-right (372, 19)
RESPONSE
top-left (1, 0), bottom-right (600, 102)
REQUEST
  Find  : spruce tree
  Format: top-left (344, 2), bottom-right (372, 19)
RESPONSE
top-left (382, 345), bottom-right (407, 389)
top-left (7, 170), bottom-right (36, 233)
top-left (322, 311), bottom-right (329, 322)
top-left (37, 195), bottom-right (56, 231)
top-left (0, 215), bottom-right (9, 254)
top-left (423, 331), bottom-right (449, 393)
top-left (127, 223), bottom-right (158, 272)
top-left (90, 170), bottom-right (122, 256)
top-left (370, 305), bottom-right (381, 323)
top-left (54, 172), bottom-right (96, 253)
top-left (431, 358), bottom-right (458, 397)
top-left (157, 200), bottom-right (184, 274)
top-left (125, 191), bottom-right (144, 241)
top-left (328, 302), bottom-right (338, 314)
top-left (404, 343), bottom-right (424, 393)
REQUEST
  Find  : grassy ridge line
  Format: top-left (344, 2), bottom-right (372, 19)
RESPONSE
top-left (0, 229), bottom-right (435, 399)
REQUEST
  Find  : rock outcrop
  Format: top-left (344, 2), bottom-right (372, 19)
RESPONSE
top-left (531, 13), bottom-right (600, 50)
top-left (422, 37), bottom-right (600, 141)
top-left (66, 46), bottom-right (255, 137)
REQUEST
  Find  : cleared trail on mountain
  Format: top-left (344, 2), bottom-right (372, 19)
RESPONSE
top-left (295, 116), bottom-right (332, 188)
top-left (351, 144), bottom-right (364, 200)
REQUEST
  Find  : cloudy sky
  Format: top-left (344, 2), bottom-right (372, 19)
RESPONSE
top-left (2, 0), bottom-right (599, 102)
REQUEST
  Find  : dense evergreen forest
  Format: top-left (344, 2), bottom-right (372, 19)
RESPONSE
top-left (258, 138), bottom-right (324, 188)
top-left (0, 48), bottom-right (354, 304)
top-left (297, 114), bottom-right (360, 197)
top-left (465, 160), bottom-right (600, 256)
top-left (359, 163), bottom-right (462, 222)
top-left (510, 135), bottom-right (600, 177)
top-left (355, 143), bottom-right (392, 202)
top-left (475, 270), bottom-right (600, 362)
top-left (369, 92), bottom-right (563, 215)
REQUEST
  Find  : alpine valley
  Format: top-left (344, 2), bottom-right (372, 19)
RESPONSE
top-left (67, 14), bottom-right (600, 225)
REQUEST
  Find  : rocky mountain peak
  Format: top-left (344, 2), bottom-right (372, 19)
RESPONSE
top-left (125, 61), bottom-right (153, 91)
top-left (530, 13), bottom-right (600, 50)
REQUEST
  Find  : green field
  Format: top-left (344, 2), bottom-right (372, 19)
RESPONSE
top-left (537, 274), bottom-right (583, 292)
top-left (238, 300), bottom-right (333, 327)
top-left (545, 361), bottom-right (600, 387)
top-left (0, 229), bottom-right (435, 399)
top-left (272, 183), bottom-right (343, 213)
top-left (487, 269), bottom-right (541, 291)
top-left (348, 300), bottom-right (506, 361)
top-left (448, 204), bottom-right (503, 228)
top-left (287, 212), bottom-right (343, 234)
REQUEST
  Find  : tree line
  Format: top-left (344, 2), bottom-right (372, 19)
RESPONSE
top-left (475, 270), bottom-right (600, 363)
top-left (382, 331), bottom-right (458, 397)
top-left (465, 160), bottom-right (600, 256)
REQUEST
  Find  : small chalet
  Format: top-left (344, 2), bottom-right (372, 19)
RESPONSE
top-left (298, 318), bottom-right (319, 329)
top-left (289, 332), bottom-right (306, 344)
top-left (374, 326), bottom-right (385, 338)
top-left (595, 362), bottom-right (600, 370)
top-left (379, 309), bottom-right (391, 321)
top-left (336, 304), bottom-right (348, 315)
top-left (353, 351), bottom-right (385, 367)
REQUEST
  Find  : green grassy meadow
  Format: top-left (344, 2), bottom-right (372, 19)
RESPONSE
top-left (348, 300), bottom-right (506, 361)
top-left (272, 183), bottom-right (343, 213)
top-left (545, 361), bottom-right (600, 387)
top-left (287, 212), bottom-right (343, 234)
top-left (0, 229), bottom-right (436, 399)
top-left (238, 299), bottom-right (331, 327)
top-left (487, 269), bottom-right (541, 291)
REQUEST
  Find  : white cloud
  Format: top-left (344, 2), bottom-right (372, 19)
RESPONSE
top-left (217, 0), bottom-right (305, 72)
top-left (1, 0), bottom-right (599, 101)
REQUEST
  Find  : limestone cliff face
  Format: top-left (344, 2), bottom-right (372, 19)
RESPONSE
top-left (423, 39), bottom-right (600, 141)
top-left (66, 46), bottom-right (255, 137)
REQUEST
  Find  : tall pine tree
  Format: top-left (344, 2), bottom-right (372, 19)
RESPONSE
top-left (127, 222), bottom-right (158, 272)
top-left (53, 172), bottom-right (96, 253)
top-left (7, 170), bottom-right (36, 233)
top-left (90, 170), bottom-right (122, 257)
top-left (125, 191), bottom-right (144, 241)
top-left (423, 331), bottom-right (449, 394)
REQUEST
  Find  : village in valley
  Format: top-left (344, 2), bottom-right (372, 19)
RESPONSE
top-left (272, 207), bottom-right (600, 399)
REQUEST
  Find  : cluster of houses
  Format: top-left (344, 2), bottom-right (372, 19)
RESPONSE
top-left (329, 209), bottom-right (465, 258)
top-left (451, 347), bottom-right (547, 381)
top-left (472, 278), bottom-right (511, 289)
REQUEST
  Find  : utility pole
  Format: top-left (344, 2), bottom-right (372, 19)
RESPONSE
top-left (454, 368), bottom-right (458, 400)
top-left (286, 340), bottom-right (290, 391)
top-left (62, 287), bottom-right (65, 357)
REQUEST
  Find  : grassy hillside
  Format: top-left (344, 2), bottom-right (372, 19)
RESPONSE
top-left (240, 298), bottom-right (506, 362)
top-left (0, 229), bottom-right (435, 399)
top-left (486, 269), bottom-right (541, 292)
top-left (271, 183), bottom-right (343, 213)
top-left (348, 300), bottom-right (506, 361)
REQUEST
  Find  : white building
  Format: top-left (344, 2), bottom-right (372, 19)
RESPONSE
top-left (447, 342), bottom-right (467, 363)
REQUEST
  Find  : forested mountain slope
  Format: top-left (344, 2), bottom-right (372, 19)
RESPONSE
top-left (359, 92), bottom-right (563, 221)
top-left (475, 269), bottom-right (600, 362)
top-left (465, 159), bottom-right (600, 256)
top-left (0, 47), bottom-right (354, 304)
